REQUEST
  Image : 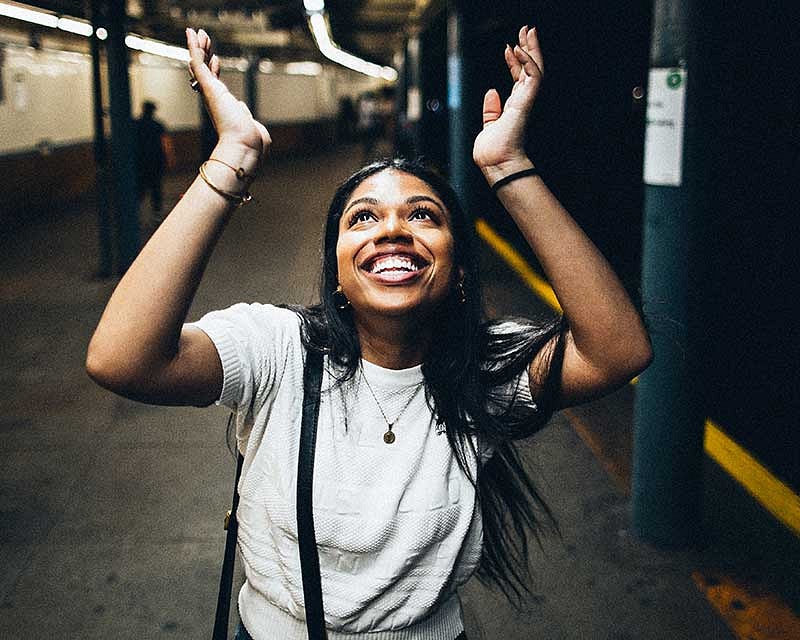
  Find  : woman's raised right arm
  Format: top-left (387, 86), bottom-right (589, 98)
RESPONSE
top-left (86, 28), bottom-right (271, 406)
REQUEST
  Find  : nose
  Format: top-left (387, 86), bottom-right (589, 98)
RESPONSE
top-left (377, 211), bottom-right (412, 243)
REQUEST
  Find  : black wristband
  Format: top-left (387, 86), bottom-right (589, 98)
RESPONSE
top-left (491, 167), bottom-right (538, 193)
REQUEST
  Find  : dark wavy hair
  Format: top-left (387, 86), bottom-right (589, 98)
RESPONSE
top-left (290, 158), bottom-right (567, 603)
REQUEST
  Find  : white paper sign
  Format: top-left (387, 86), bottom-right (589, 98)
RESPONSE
top-left (406, 87), bottom-right (421, 122)
top-left (643, 68), bottom-right (687, 186)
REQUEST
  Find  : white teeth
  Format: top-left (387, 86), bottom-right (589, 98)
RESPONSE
top-left (369, 256), bottom-right (420, 274)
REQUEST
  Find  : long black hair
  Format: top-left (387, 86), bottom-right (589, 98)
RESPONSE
top-left (291, 158), bottom-right (567, 604)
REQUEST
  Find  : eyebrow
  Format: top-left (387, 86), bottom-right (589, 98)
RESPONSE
top-left (406, 195), bottom-right (445, 215)
top-left (343, 197), bottom-right (379, 214)
top-left (343, 195), bottom-right (446, 216)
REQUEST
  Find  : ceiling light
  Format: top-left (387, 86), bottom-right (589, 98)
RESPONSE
top-left (303, 0), bottom-right (325, 13)
top-left (307, 12), bottom-right (396, 81)
top-left (0, 2), bottom-right (58, 28)
top-left (285, 61), bottom-right (322, 76)
top-left (125, 34), bottom-right (189, 62)
top-left (57, 17), bottom-right (93, 37)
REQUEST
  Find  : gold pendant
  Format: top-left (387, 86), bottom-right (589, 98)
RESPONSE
top-left (383, 429), bottom-right (396, 444)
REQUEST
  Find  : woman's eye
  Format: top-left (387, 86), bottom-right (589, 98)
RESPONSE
top-left (349, 210), bottom-right (375, 225)
top-left (410, 207), bottom-right (434, 221)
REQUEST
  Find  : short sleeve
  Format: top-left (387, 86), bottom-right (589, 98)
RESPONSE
top-left (186, 303), bottom-right (301, 415)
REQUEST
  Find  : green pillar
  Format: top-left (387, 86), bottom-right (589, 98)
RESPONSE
top-left (446, 1), bottom-right (482, 214)
top-left (632, 0), bottom-right (706, 547)
top-left (106, 0), bottom-right (139, 273)
top-left (89, 0), bottom-right (112, 278)
top-left (401, 32), bottom-right (422, 157)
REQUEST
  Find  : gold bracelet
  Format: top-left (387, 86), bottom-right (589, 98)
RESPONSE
top-left (207, 157), bottom-right (254, 181)
top-left (198, 162), bottom-right (252, 207)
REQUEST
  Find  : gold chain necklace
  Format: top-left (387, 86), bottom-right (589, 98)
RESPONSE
top-left (361, 372), bottom-right (423, 444)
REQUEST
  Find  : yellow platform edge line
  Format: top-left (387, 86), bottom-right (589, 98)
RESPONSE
top-left (704, 420), bottom-right (800, 537)
top-left (475, 219), bottom-right (562, 313)
top-left (475, 217), bottom-right (800, 539)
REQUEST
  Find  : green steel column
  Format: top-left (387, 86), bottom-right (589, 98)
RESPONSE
top-left (105, 0), bottom-right (139, 273)
top-left (632, 0), bottom-right (706, 547)
top-left (446, 1), bottom-right (482, 214)
top-left (404, 33), bottom-right (422, 155)
top-left (88, 0), bottom-right (112, 277)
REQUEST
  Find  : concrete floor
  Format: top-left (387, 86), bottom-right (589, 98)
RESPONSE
top-left (0, 146), bottom-right (736, 638)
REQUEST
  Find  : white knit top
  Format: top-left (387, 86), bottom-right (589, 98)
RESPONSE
top-left (191, 303), bottom-right (486, 640)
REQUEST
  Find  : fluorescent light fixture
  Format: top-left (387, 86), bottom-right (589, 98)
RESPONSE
top-left (1, 1), bottom-right (296, 72)
top-left (308, 12), bottom-right (397, 81)
top-left (0, 2), bottom-right (185, 61)
top-left (125, 34), bottom-right (189, 62)
top-left (285, 61), bottom-right (323, 76)
top-left (303, 0), bottom-right (325, 13)
top-left (0, 2), bottom-right (58, 28)
top-left (57, 17), bottom-right (93, 37)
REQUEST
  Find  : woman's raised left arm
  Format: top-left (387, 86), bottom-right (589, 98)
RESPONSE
top-left (473, 25), bottom-right (652, 406)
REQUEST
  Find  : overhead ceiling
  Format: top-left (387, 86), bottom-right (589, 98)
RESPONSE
top-left (17, 0), bottom-right (441, 68)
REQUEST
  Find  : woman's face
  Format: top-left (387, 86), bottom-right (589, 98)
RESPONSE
top-left (336, 169), bottom-right (459, 322)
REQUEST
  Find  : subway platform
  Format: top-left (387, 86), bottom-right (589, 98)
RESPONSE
top-left (0, 145), bottom-right (789, 639)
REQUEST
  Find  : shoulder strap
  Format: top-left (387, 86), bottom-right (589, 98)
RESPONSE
top-left (213, 414), bottom-right (244, 640)
top-left (297, 349), bottom-right (326, 639)
top-left (213, 350), bottom-right (326, 640)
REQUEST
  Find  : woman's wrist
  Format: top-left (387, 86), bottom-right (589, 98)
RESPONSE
top-left (211, 140), bottom-right (261, 183)
top-left (198, 161), bottom-right (252, 207)
top-left (193, 141), bottom-right (260, 207)
top-left (480, 156), bottom-right (536, 188)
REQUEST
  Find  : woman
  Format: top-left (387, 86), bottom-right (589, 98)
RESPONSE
top-left (86, 25), bottom-right (652, 640)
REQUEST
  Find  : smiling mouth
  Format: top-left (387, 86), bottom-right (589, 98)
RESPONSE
top-left (362, 254), bottom-right (428, 276)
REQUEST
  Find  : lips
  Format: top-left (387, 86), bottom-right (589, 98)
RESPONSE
top-left (360, 252), bottom-right (429, 282)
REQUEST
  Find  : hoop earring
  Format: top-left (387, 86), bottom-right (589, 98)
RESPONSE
top-left (456, 278), bottom-right (467, 304)
top-left (333, 284), bottom-right (351, 310)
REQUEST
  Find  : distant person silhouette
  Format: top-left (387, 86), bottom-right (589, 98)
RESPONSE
top-left (135, 101), bottom-right (173, 228)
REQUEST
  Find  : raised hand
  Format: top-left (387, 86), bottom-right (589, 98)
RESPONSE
top-left (186, 28), bottom-right (270, 171)
top-left (472, 25), bottom-right (543, 183)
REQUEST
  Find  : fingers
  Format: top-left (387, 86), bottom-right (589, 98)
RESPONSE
top-left (515, 25), bottom-right (543, 78)
top-left (522, 25), bottom-right (544, 75)
top-left (504, 44), bottom-right (522, 82)
top-left (186, 27), bottom-right (215, 89)
top-left (197, 27), bottom-right (211, 55)
top-left (481, 89), bottom-right (502, 127)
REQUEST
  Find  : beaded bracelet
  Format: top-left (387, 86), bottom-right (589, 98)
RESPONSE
top-left (491, 167), bottom-right (538, 193)
top-left (198, 161), bottom-right (253, 207)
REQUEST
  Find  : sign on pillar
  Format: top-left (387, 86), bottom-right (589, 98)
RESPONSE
top-left (643, 67), bottom-right (687, 187)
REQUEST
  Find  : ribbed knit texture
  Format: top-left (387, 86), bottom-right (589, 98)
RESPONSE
top-left (191, 304), bottom-right (483, 640)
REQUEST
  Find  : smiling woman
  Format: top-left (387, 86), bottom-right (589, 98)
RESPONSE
top-left (85, 25), bottom-right (651, 640)
top-left (336, 169), bottom-right (458, 358)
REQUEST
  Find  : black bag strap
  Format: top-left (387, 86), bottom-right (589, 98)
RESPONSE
top-left (213, 414), bottom-right (244, 640)
top-left (297, 349), bottom-right (326, 639)
top-left (213, 349), bottom-right (326, 640)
